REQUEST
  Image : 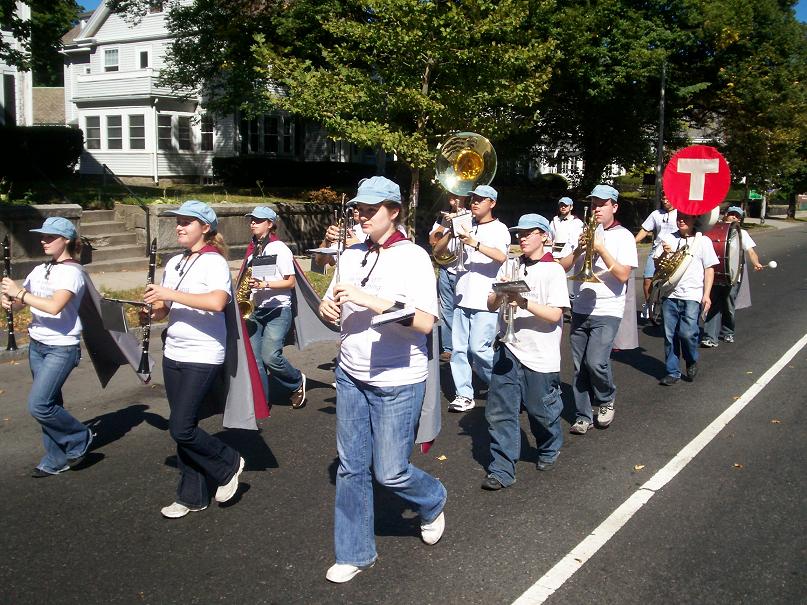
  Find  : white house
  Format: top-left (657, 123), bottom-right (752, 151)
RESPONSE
top-left (1, 0), bottom-right (33, 126)
top-left (62, 0), bottom-right (376, 183)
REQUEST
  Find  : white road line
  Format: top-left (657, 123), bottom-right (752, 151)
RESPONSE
top-left (512, 332), bottom-right (807, 605)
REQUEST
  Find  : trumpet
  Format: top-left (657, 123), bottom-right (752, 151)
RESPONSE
top-left (570, 208), bottom-right (602, 283)
top-left (493, 253), bottom-right (530, 345)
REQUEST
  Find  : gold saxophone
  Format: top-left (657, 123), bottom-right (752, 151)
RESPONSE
top-left (570, 210), bottom-right (603, 283)
top-left (236, 236), bottom-right (263, 319)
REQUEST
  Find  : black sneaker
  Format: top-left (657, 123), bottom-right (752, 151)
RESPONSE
top-left (659, 374), bottom-right (680, 386)
top-left (481, 474), bottom-right (505, 490)
top-left (686, 363), bottom-right (699, 382)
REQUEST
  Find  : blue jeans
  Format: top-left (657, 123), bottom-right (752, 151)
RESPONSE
top-left (247, 305), bottom-right (302, 398)
top-left (485, 346), bottom-right (563, 486)
top-left (334, 366), bottom-right (446, 566)
top-left (163, 357), bottom-right (240, 508)
top-left (569, 313), bottom-right (621, 423)
top-left (450, 306), bottom-right (498, 399)
top-left (27, 339), bottom-right (90, 474)
top-left (662, 298), bottom-right (700, 378)
top-left (702, 283), bottom-right (738, 341)
top-left (437, 268), bottom-right (457, 353)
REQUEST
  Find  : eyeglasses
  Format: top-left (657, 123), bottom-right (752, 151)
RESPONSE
top-left (249, 218), bottom-right (269, 224)
top-left (517, 230), bottom-right (542, 240)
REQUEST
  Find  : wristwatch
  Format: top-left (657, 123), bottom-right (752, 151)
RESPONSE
top-left (474, 241), bottom-right (481, 252)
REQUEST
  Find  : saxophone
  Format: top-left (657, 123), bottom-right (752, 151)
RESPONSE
top-left (236, 236), bottom-right (262, 319)
top-left (570, 210), bottom-right (602, 283)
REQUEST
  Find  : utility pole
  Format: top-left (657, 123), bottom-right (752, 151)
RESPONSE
top-left (654, 61), bottom-right (667, 208)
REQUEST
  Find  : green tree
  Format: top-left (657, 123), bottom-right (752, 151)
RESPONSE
top-left (1, 0), bottom-right (31, 71)
top-left (31, 0), bottom-right (82, 86)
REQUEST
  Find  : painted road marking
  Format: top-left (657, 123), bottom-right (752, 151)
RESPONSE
top-left (512, 332), bottom-right (807, 605)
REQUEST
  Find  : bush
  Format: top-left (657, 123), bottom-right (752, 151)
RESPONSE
top-left (0, 126), bottom-right (83, 180)
top-left (213, 156), bottom-right (378, 187)
top-left (305, 186), bottom-right (340, 204)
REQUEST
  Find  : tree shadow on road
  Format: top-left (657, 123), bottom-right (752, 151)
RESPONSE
top-left (85, 403), bottom-right (169, 450)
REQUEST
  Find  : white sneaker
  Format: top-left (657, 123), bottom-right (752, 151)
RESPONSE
top-left (448, 396), bottom-right (475, 412)
top-left (326, 562), bottom-right (374, 583)
top-left (596, 404), bottom-right (615, 427)
top-left (640, 303), bottom-right (649, 319)
top-left (569, 419), bottom-right (592, 434)
top-left (421, 511), bottom-right (445, 545)
top-left (215, 456), bottom-right (245, 503)
top-left (161, 502), bottom-right (207, 519)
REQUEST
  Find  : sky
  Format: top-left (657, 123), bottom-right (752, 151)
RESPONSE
top-left (80, 0), bottom-right (807, 20)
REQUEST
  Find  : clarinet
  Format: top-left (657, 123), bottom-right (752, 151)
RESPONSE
top-left (3, 236), bottom-right (17, 351)
top-left (138, 238), bottom-right (157, 379)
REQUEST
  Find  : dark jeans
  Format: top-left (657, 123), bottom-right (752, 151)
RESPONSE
top-left (163, 357), bottom-right (240, 508)
top-left (485, 346), bottom-right (563, 486)
top-left (437, 267), bottom-right (457, 353)
top-left (569, 313), bottom-right (621, 423)
top-left (702, 282), bottom-right (739, 341)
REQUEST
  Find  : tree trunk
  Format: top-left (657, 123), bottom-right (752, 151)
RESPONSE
top-left (787, 191), bottom-right (796, 219)
top-left (408, 165), bottom-right (420, 240)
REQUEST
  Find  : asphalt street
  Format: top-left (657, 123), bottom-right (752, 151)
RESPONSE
top-left (1, 223), bottom-right (805, 605)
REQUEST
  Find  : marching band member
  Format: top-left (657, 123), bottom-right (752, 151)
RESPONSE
top-left (428, 192), bottom-right (468, 361)
top-left (482, 215), bottom-right (570, 490)
top-left (1, 218), bottom-right (93, 477)
top-left (701, 206), bottom-right (764, 347)
top-left (243, 206), bottom-right (306, 408)
top-left (655, 213), bottom-right (718, 386)
top-left (550, 197), bottom-right (584, 260)
top-left (319, 177), bottom-right (446, 583)
top-left (559, 185), bottom-right (638, 434)
top-left (143, 201), bottom-right (245, 519)
top-left (635, 197), bottom-right (678, 319)
top-left (435, 184), bottom-right (510, 413)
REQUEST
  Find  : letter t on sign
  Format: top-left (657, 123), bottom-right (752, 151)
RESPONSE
top-left (676, 158), bottom-right (720, 201)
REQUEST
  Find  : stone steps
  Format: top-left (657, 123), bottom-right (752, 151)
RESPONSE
top-left (81, 209), bottom-right (148, 274)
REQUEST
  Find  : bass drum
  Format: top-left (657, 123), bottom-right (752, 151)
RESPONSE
top-left (704, 221), bottom-right (745, 287)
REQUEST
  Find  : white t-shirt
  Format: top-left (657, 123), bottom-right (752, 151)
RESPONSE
top-left (550, 215), bottom-right (584, 257)
top-left (655, 232), bottom-right (719, 302)
top-left (162, 251), bottom-right (232, 365)
top-left (740, 229), bottom-right (756, 252)
top-left (25, 262), bottom-right (85, 346)
top-left (251, 240), bottom-right (295, 309)
top-left (455, 219), bottom-right (511, 310)
top-left (572, 224), bottom-right (638, 317)
top-left (325, 241), bottom-right (438, 387)
top-left (641, 208), bottom-right (678, 252)
top-left (495, 257), bottom-right (570, 373)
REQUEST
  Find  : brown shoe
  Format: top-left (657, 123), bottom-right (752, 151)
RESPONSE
top-left (290, 374), bottom-right (307, 409)
top-left (439, 351), bottom-right (452, 362)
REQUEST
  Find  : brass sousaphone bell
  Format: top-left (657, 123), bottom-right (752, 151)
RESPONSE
top-left (433, 132), bottom-right (497, 267)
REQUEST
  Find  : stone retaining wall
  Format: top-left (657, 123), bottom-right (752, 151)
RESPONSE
top-left (0, 204), bottom-right (83, 276)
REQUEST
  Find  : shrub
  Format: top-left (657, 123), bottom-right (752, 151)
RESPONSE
top-left (0, 126), bottom-right (83, 180)
top-left (305, 186), bottom-right (340, 204)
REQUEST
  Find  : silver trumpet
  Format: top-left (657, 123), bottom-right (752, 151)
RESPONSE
top-left (493, 253), bottom-right (529, 345)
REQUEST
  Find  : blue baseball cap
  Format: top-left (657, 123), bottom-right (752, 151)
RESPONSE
top-left (726, 206), bottom-right (745, 217)
top-left (246, 206), bottom-right (278, 222)
top-left (164, 200), bottom-right (218, 231)
top-left (470, 184), bottom-right (498, 201)
top-left (588, 184), bottom-right (619, 202)
top-left (349, 176), bottom-right (402, 205)
top-left (558, 197), bottom-right (574, 207)
top-left (509, 213), bottom-right (551, 234)
top-left (30, 216), bottom-right (78, 240)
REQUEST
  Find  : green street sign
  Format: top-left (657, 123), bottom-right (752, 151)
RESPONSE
top-left (748, 190), bottom-right (763, 200)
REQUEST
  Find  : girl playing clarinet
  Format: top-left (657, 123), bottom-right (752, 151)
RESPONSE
top-left (143, 200), bottom-right (244, 519)
top-left (1, 217), bottom-right (93, 477)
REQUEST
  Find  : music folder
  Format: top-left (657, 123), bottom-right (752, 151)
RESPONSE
top-left (99, 298), bottom-right (132, 333)
top-left (251, 254), bottom-right (278, 280)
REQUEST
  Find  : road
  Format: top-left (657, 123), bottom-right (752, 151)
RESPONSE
top-left (1, 223), bottom-right (805, 604)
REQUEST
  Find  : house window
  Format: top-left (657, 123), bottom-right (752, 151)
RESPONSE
top-left (177, 116), bottom-right (192, 151)
top-left (148, 1), bottom-right (164, 13)
top-left (282, 119), bottom-right (293, 153)
top-left (158, 115), bottom-right (172, 150)
top-left (200, 115), bottom-right (214, 151)
top-left (139, 50), bottom-right (150, 69)
top-left (263, 116), bottom-right (278, 153)
top-left (107, 116), bottom-right (122, 149)
top-left (104, 49), bottom-right (119, 72)
top-left (129, 115), bottom-right (145, 149)
top-left (85, 116), bottom-right (101, 149)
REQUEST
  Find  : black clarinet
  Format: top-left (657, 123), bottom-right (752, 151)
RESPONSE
top-left (3, 235), bottom-right (17, 351)
top-left (138, 238), bottom-right (157, 379)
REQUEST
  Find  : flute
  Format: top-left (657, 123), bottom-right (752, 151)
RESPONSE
top-left (138, 238), bottom-right (157, 380)
top-left (3, 236), bottom-right (17, 351)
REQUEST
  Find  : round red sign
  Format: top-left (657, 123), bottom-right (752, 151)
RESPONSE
top-left (662, 145), bottom-right (731, 215)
